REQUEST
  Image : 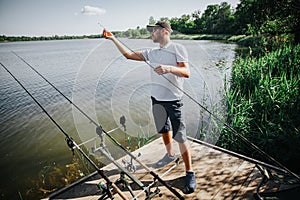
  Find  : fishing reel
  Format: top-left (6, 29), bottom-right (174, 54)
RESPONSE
top-left (121, 152), bottom-right (141, 173)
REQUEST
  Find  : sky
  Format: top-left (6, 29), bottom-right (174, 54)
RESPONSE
top-left (0, 0), bottom-right (240, 36)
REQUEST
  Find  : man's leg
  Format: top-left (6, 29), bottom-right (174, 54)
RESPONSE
top-left (156, 130), bottom-right (177, 167)
top-left (166, 100), bottom-right (196, 194)
top-left (179, 141), bottom-right (196, 194)
top-left (178, 141), bottom-right (192, 172)
top-left (162, 130), bottom-right (174, 157)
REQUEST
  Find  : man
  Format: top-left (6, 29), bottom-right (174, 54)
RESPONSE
top-left (103, 21), bottom-right (196, 194)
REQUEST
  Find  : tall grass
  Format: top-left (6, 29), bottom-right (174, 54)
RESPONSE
top-left (220, 44), bottom-right (300, 172)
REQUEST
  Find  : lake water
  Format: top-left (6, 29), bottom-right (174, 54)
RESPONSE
top-left (0, 38), bottom-right (237, 199)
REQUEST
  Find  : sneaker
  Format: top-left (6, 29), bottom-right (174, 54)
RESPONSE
top-left (156, 153), bottom-right (176, 168)
top-left (182, 171), bottom-right (196, 194)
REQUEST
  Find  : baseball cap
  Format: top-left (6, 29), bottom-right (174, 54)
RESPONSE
top-left (147, 21), bottom-right (173, 33)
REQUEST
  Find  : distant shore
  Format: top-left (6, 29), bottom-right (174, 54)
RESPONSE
top-left (0, 33), bottom-right (251, 45)
top-left (0, 34), bottom-right (101, 43)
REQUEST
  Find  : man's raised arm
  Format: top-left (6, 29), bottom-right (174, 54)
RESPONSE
top-left (103, 29), bottom-right (145, 61)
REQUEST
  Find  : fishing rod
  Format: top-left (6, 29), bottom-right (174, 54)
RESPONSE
top-left (101, 30), bottom-right (300, 182)
top-left (11, 51), bottom-right (185, 199)
top-left (0, 62), bottom-right (128, 200)
top-left (133, 158), bottom-right (180, 200)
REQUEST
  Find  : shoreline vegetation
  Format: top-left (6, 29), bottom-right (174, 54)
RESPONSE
top-left (0, 32), bottom-right (254, 43)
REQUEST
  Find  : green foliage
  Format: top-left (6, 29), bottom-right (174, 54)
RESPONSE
top-left (152, 0), bottom-right (299, 43)
top-left (221, 45), bottom-right (300, 171)
top-left (24, 157), bottom-right (93, 199)
top-left (148, 16), bottom-right (156, 25)
top-left (112, 28), bottom-right (150, 39)
top-left (234, 0), bottom-right (300, 38)
top-left (165, 2), bottom-right (235, 34)
top-left (124, 133), bottom-right (158, 151)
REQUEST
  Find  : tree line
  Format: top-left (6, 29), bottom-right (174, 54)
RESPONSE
top-left (0, 34), bottom-right (101, 42)
top-left (117, 0), bottom-right (299, 44)
top-left (165, 0), bottom-right (299, 41)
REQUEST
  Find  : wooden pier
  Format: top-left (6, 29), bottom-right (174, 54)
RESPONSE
top-left (45, 137), bottom-right (296, 200)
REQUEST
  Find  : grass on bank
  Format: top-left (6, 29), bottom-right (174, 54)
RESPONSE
top-left (219, 44), bottom-right (300, 172)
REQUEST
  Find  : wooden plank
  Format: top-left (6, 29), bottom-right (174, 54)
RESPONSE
top-left (190, 149), bottom-right (247, 199)
top-left (213, 161), bottom-right (255, 199)
top-left (47, 138), bottom-right (265, 200)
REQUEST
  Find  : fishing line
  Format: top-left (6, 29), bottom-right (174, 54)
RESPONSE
top-left (111, 36), bottom-right (300, 181)
top-left (10, 35), bottom-right (300, 183)
top-left (11, 51), bottom-right (99, 127)
top-left (10, 51), bottom-right (184, 199)
top-left (0, 62), bottom-right (127, 200)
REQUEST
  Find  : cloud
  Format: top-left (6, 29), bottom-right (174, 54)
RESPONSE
top-left (81, 6), bottom-right (106, 16)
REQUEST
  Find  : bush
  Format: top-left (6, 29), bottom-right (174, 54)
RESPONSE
top-left (220, 44), bottom-right (300, 172)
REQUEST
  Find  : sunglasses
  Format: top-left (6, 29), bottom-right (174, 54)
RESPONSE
top-left (152, 27), bottom-right (162, 33)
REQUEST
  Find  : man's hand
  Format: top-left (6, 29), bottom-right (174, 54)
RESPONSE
top-left (103, 29), bottom-right (113, 39)
top-left (154, 63), bottom-right (190, 78)
top-left (154, 65), bottom-right (172, 75)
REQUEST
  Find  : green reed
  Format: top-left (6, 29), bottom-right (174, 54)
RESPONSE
top-left (220, 44), bottom-right (300, 171)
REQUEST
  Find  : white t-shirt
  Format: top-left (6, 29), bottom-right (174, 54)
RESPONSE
top-left (142, 42), bottom-right (188, 101)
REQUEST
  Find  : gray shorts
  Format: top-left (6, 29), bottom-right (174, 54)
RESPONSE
top-left (151, 96), bottom-right (187, 143)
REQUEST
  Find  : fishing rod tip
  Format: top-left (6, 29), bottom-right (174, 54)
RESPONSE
top-left (98, 22), bottom-right (105, 29)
